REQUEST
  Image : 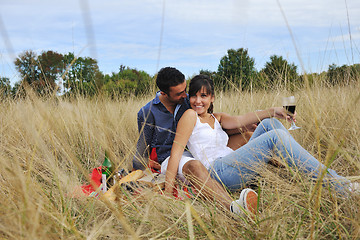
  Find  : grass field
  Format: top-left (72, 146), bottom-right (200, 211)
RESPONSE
top-left (0, 82), bottom-right (359, 239)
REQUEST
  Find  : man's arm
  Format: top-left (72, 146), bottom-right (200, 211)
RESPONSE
top-left (132, 108), bottom-right (154, 170)
top-left (224, 123), bottom-right (258, 136)
top-left (225, 123), bottom-right (258, 150)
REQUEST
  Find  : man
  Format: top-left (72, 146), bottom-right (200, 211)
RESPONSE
top-left (133, 67), bottom-right (257, 216)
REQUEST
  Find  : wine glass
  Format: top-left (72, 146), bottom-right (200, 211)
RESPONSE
top-left (282, 96), bottom-right (300, 130)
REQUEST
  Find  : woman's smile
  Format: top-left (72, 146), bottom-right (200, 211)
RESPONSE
top-left (189, 87), bottom-right (214, 116)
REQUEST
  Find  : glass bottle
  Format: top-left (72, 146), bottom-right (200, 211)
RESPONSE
top-left (101, 151), bottom-right (113, 192)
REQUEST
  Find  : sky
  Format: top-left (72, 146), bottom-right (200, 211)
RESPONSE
top-left (1, 0), bottom-right (360, 86)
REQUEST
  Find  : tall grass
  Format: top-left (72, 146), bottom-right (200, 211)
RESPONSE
top-left (0, 82), bottom-right (359, 239)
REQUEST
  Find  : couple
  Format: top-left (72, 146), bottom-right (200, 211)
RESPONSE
top-left (133, 67), bottom-right (355, 216)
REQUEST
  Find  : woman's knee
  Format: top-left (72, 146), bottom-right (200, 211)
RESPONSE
top-left (183, 160), bottom-right (213, 183)
top-left (182, 160), bottom-right (207, 175)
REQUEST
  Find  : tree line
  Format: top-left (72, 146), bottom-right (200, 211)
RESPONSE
top-left (205, 48), bottom-right (360, 91)
top-left (0, 50), bottom-right (152, 98)
top-left (1, 48), bottom-right (359, 99)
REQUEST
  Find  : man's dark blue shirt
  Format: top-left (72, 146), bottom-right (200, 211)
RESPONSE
top-left (133, 92), bottom-right (190, 170)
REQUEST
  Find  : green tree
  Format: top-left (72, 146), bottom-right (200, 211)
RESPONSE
top-left (261, 55), bottom-right (299, 89)
top-left (327, 63), bottom-right (359, 86)
top-left (102, 66), bottom-right (152, 97)
top-left (14, 50), bottom-right (40, 86)
top-left (0, 77), bottom-right (11, 99)
top-left (10, 81), bottom-right (24, 98)
top-left (14, 50), bottom-right (65, 95)
top-left (299, 72), bottom-right (321, 88)
top-left (216, 48), bottom-right (257, 91)
top-left (62, 52), bottom-right (103, 96)
top-left (199, 69), bottom-right (217, 80)
top-left (37, 50), bottom-right (64, 93)
top-left (350, 64), bottom-right (360, 82)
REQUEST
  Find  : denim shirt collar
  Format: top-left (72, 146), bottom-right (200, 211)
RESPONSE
top-left (153, 91), bottom-right (162, 105)
top-left (153, 91), bottom-right (184, 118)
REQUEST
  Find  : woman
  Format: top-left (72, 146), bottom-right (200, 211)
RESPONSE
top-left (163, 74), bottom-right (355, 214)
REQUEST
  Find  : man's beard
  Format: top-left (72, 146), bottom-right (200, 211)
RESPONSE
top-left (176, 97), bottom-right (185, 104)
top-left (168, 96), bottom-right (185, 105)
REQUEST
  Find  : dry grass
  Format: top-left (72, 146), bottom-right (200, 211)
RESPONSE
top-left (0, 83), bottom-right (359, 239)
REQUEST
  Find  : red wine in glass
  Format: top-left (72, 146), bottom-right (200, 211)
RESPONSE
top-left (282, 96), bottom-right (300, 130)
top-left (284, 105), bottom-right (296, 115)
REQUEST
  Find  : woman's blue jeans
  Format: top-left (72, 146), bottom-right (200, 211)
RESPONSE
top-left (209, 118), bottom-right (349, 193)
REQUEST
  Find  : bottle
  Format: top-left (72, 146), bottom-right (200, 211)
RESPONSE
top-left (101, 150), bottom-right (113, 192)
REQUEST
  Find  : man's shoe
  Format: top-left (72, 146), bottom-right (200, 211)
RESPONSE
top-left (230, 188), bottom-right (258, 216)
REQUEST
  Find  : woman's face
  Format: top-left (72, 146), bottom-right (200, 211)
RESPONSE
top-left (189, 86), bottom-right (214, 116)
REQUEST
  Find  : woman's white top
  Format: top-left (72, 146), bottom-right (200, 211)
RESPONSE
top-left (187, 114), bottom-right (234, 169)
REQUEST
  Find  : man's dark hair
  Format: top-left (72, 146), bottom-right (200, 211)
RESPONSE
top-left (156, 67), bottom-right (185, 94)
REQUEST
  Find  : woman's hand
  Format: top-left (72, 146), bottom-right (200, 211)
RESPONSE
top-left (164, 181), bottom-right (176, 197)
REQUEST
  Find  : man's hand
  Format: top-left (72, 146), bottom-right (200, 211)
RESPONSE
top-left (273, 107), bottom-right (297, 123)
top-left (148, 159), bottom-right (161, 170)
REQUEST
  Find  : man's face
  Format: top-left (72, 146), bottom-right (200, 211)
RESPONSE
top-left (165, 81), bottom-right (187, 104)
